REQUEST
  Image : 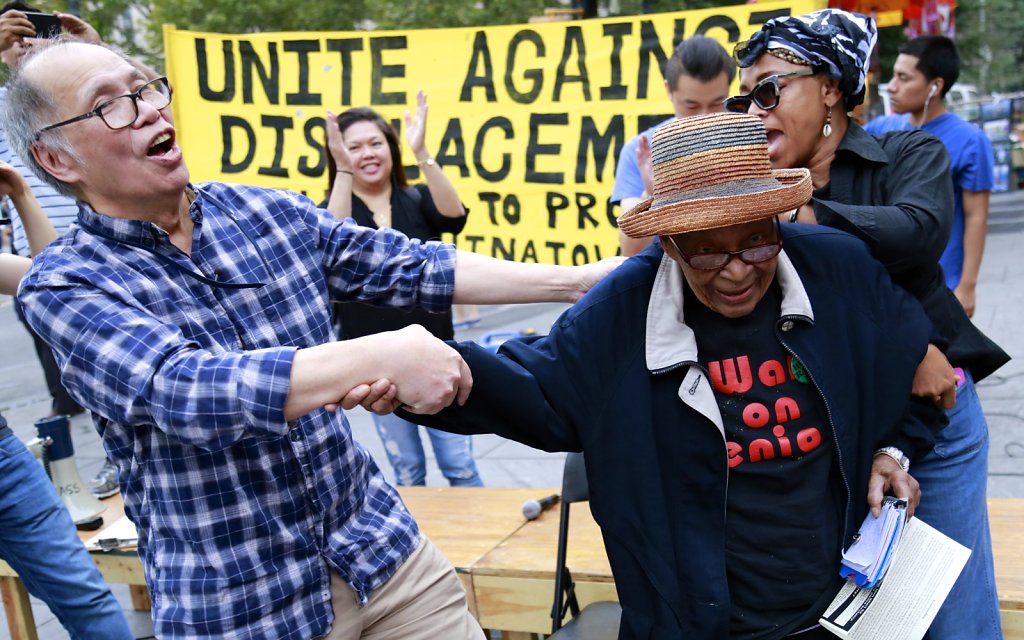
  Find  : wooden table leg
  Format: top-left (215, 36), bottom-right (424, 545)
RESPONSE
top-left (129, 584), bottom-right (151, 611)
top-left (0, 576), bottom-right (38, 640)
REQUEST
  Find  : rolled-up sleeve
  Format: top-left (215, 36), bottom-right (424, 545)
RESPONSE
top-left (813, 131), bottom-right (954, 275)
top-left (19, 270), bottom-right (296, 452)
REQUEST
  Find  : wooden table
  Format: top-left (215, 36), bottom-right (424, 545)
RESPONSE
top-left (475, 497), bottom-right (1024, 638)
top-left (389, 487), bottom-right (549, 619)
top-left (992, 497), bottom-right (1024, 640)
top-left (472, 499), bottom-right (612, 635)
top-left (0, 487), bottom-right (548, 640)
top-left (2, 491), bottom-right (1021, 640)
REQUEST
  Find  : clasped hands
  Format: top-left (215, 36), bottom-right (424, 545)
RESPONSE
top-left (324, 325), bottom-right (471, 417)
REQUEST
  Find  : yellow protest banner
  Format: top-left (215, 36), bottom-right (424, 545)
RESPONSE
top-left (164, 0), bottom-right (824, 265)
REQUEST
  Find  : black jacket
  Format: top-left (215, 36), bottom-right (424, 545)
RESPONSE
top-left (417, 226), bottom-right (940, 639)
top-left (814, 123), bottom-right (1009, 379)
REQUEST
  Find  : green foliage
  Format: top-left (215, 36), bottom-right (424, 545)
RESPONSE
top-left (367, 0), bottom-right (546, 30)
top-left (142, 0), bottom-right (371, 69)
top-left (954, 0), bottom-right (1024, 93)
top-left (81, 0), bottom-right (148, 58)
top-left (870, 0), bottom-right (1024, 95)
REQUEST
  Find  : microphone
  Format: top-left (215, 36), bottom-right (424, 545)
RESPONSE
top-left (522, 494), bottom-right (560, 520)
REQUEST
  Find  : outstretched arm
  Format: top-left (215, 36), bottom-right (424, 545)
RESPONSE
top-left (452, 250), bottom-right (623, 305)
top-left (285, 325), bottom-right (471, 420)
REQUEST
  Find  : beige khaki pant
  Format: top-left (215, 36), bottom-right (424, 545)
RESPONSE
top-left (322, 537), bottom-right (485, 640)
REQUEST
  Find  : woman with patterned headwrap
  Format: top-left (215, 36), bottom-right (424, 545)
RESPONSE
top-left (727, 10), bottom-right (1009, 639)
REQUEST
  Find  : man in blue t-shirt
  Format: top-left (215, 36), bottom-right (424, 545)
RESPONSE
top-left (611, 36), bottom-right (734, 256)
top-left (866, 35), bottom-right (994, 317)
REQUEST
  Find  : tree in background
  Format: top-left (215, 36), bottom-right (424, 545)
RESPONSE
top-left (952, 0), bottom-right (1024, 94)
top-left (68, 0), bottom-right (1018, 96)
top-left (366, 0), bottom-right (545, 30)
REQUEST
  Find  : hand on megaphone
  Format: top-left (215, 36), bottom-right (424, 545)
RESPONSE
top-left (522, 494), bottom-right (560, 520)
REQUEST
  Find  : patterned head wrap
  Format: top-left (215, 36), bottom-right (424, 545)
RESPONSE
top-left (734, 9), bottom-right (877, 109)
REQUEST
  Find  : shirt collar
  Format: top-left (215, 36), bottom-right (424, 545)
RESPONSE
top-left (77, 184), bottom-right (202, 248)
top-left (836, 122), bottom-right (890, 165)
top-left (644, 250), bottom-right (814, 372)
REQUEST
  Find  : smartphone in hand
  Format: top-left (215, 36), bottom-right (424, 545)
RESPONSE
top-left (23, 11), bottom-right (62, 39)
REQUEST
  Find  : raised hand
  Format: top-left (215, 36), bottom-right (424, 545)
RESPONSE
top-left (637, 133), bottom-right (653, 197)
top-left (55, 13), bottom-right (102, 44)
top-left (0, 161), bottom-right (29, 199)
top-left (325, 111), bottom-right (354, 173)
top-left (404, 89), bottom-right (428, 158)
top-left (0, 10), bottom-right (34, 54)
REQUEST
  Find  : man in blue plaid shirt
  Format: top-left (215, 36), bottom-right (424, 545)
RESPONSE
top-left (3, 41), bottom-right (617, 639)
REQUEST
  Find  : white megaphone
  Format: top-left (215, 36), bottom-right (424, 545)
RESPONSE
top-left (26, 415), bottom-right (106, 530)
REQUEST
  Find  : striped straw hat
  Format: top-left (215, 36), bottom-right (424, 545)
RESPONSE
top-left (618, 112), bottom-right (812, 238)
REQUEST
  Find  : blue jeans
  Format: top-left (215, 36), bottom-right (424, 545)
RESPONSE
top-left (913, 371), bottom-right (1002, 639)
top-left (372, 413), bottom-right (483, 487)
top-left (0, 432), bottom-right (133, 640)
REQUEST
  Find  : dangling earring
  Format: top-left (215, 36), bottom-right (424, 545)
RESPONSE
top-left (823, 106), bottom-right (833, 138)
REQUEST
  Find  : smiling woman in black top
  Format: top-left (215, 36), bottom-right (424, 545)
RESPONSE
top-left (323, 92), bottom-right (482, 488)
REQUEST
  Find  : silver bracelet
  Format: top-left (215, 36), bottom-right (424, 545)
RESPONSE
top-left (874, 446), bottom-right (910, 472)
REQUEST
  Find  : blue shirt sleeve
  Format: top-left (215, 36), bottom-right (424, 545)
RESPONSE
top-left (958, 128), bottom-right (995, 192)
top-left (610, 135), bottom-right (643, 204)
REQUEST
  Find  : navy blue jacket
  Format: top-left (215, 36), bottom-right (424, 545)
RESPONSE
top-left (416, 224), bottom-right (939, 639)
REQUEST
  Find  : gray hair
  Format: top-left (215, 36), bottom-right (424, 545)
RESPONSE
top-left (0, 38), bottom-right (129, 199)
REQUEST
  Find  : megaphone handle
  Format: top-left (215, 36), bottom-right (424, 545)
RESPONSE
top-left (41, 438), bottom-right (53, 481)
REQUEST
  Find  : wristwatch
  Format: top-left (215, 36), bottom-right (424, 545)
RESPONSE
top-left (874, 446), bottom-right (910, 472)
top-left (417, 157), bottom-right (436, 168)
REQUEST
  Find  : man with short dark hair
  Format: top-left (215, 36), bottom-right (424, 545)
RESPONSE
top-left (611, 36), bottom-right (736, 255)
top-left (866, 35), bottom-right (994, 318)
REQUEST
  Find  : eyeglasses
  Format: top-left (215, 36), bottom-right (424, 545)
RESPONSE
top-left (666, 223), bottom-right (783, 271)
top-left (35, 77), bottom-right (171, 140)
top-left (723, 68), bottom-right (815, 114)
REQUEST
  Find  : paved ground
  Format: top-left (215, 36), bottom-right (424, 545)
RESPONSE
top-left (1, 189), bottom-right (1022, 638)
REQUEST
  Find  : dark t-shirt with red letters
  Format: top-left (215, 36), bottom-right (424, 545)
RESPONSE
top-left (686, 282), bottom-right (842, 639)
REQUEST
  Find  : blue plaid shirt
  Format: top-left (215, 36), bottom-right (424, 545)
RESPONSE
top-left (18, 182), bottom-right (457, 639)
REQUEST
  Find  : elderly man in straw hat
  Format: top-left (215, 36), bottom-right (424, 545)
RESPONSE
top-left (409, 112), bottom-right (944, 639)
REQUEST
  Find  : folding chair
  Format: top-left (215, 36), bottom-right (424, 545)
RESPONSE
top-left (549, 452), bottom-right (621, 639)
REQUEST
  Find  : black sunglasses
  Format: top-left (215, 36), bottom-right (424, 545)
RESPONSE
top-left (723, 69), bottom-right (815, 114)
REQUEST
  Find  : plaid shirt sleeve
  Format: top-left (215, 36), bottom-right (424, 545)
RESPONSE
top-left (305, 203), bottom-right (457, 314)
top-left (18, 257), bottom-right (296, 451)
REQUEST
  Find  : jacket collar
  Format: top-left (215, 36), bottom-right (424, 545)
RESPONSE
top-left (836, 122), bottom-right (890, 165)
top-left (644, 250), bottom-right (814, 373)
